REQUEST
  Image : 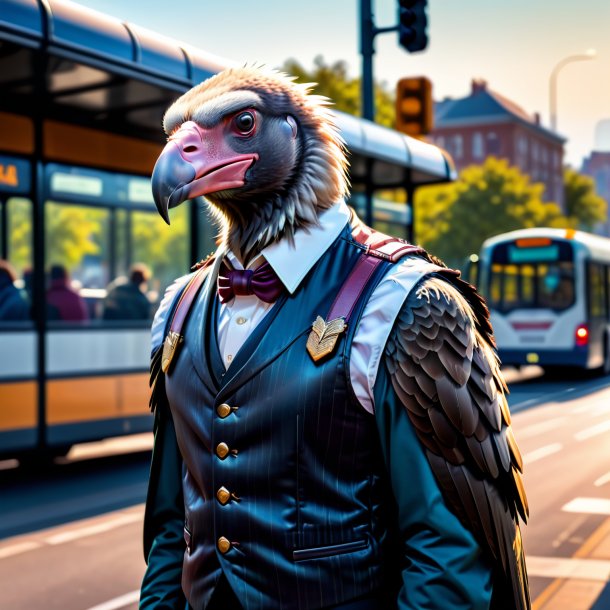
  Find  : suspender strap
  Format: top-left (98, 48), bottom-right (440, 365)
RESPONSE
top-left (306, 226), bottom-right (423, 363)
top-left (161, 263), bottom-right (211, 374)
top-left (327, 254), bottom-right (385, 324)
top-left (326, 222), bottom-right (423, 323)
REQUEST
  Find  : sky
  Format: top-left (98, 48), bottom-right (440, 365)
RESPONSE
top-left (71, 0), bottom-right (610, 168)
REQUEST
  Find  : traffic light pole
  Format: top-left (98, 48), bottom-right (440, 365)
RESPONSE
top-left (359, 0), bottom-right (397, 225)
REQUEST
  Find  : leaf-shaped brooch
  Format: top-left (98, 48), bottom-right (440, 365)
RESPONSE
top-left (161, 330), bottom-right (184, 374)
top-left (306, 316), bottom-right (347, 362)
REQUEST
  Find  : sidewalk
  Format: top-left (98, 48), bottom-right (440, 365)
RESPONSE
top-left (533, 517), bottom-right (610, 609)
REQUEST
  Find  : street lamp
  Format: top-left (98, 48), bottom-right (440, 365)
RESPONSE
top-left (549, 49), bottom-right (596, 132)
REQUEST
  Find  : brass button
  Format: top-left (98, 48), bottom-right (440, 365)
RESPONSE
top-left (217, 403), bottom-right (231, 418)
top-left (236, 317), bottom-right (247, 325)
top-left (217, 536), bottom-right (231, 554)
top-left (216, 442), bottom-right (230, 459)
top-left (217, 486), bottom-right (231, 505)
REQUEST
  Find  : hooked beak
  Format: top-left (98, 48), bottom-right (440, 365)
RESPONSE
top-left (151, 121), bottom-right (258, 224)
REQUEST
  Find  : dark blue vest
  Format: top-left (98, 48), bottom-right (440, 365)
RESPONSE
top-left (164, 226), bottom-right (396, 610)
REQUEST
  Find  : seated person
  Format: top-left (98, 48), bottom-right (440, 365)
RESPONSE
top-left (46, 264), bottom-right (89, 322)
top-left (0, 260), bottom-right (29, 321)
top-left (103, 263), bottom-right (152, 321)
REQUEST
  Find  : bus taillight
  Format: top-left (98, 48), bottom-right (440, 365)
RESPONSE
top-left (575, 324), bottom-right (589, 346)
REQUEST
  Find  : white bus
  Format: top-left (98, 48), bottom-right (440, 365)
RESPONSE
top-left (478, 228), bottom-right (610, 373)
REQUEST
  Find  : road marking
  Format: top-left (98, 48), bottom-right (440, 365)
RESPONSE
top-left (523, 443), bottom-right (562, 464)
top-left (563, 497), bottom-right (610, 516)
top-left (83, 590), bottom-right (140, 610)
top-left (575, 419), bottom-right (610, 441)
top-left (552, 513), bottom-right (588, 549)
top-left (573, 401), bottom-right (610, 415)
top-left (519, 418), bottom-right (567, 439)
top-left (595, 471), bottom-right (610, 487)
top-left (45, 513), bottom-right (141, 545)
top-left (0, 541), bottom-right (41, 559)
top-left (533, 518), bottom-right (610, 610)
top-left (527, 555), bottom-right (610, 581)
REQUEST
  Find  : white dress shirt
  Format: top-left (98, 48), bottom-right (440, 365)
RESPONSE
top-left (152, 200), bottom-right (439, 413)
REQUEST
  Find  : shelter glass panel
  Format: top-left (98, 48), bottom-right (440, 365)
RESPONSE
top-left (0, 197), bottom-right (33, 323)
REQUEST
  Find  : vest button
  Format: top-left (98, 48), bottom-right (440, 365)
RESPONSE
top-left (217, 536), bottom-right (232, 554)
top-left (217, 486), bottom-right (231, 505)
top-left (216, 442), bottom-right (230, 459)
top-left (217, 403), bottom-right (231, 418)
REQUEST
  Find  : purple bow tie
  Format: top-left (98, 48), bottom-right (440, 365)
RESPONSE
top-left (217, 260), bottom-right (285, 304)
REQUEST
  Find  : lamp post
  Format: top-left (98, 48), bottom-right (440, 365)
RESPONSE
top-left (549, 49), bottom-right (596, 132)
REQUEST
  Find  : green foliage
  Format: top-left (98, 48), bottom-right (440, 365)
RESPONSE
top-left (564, 167), bottom-right (607, 231)
top-left (281, 56), bottom-right (395, 127)
top-left (7, 198), bottom-right (189, 293)
top-left (415, 157), bottom-right (568, 268)
top-left (45, 202), bottom-right (105, 270)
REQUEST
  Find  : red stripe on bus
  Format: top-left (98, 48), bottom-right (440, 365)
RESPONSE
top-left (511, 322), bottom-right (553, 330)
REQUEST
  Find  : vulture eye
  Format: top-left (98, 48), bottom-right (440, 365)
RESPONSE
top-left (233, 111), bottom-right (255, 135)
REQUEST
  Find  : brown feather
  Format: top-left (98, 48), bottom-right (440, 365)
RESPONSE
top-left (384, 273), bottom-right (531, 610)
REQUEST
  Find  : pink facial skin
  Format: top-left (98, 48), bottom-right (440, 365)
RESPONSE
top-left (169, 121), bottom-right (258, 197)
top-left (152, 119), bottom-right (259, 224)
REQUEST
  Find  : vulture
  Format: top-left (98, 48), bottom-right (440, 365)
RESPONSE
top-left (150, 66), bottom-right (530, 609)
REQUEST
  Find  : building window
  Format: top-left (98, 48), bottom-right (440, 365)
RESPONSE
top-left (472, 132), bottom-right (484, 159)
top-left (436, 136), bottom-right (445, 149)
top-left (542, 147), bottom-right (549, 165)
top-left (487, 132), bottom-right (500, 155)
top-left (532, 141), bottom-right (539, 162)
top-left (553, 151), bottom-right (560, 169)
top-left (452, 135), bottom-right (463, 159)
top-left (518, 134), bottom-right (528, 156)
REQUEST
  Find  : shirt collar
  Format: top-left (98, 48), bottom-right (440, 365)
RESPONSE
top-left (225, 200), bottom-right (351, 294)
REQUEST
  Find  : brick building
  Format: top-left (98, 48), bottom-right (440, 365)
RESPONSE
top-left (429, 79), bottom-right (566, 209)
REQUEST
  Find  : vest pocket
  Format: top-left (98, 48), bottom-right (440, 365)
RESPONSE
top-left (292, 538), bottom-right (368, 562)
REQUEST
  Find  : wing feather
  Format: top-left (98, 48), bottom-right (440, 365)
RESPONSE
top-left (384, 274), bottom-right (530, 610)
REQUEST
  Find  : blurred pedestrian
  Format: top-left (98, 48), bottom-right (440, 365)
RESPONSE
top-left (103, 263), bottom-right (151, 320)
top-left (46, 264), bottom-right (89, 322)
top-left (0, 260), bottom-right (29, 321)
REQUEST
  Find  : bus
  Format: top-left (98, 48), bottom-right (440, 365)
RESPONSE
top-left (0, 0), bottom-right (455, 460)
top-left (478, 227), bottom-right (610, 373)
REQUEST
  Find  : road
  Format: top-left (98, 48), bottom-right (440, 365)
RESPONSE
top-left (1, 369), bottom-right (610, 609)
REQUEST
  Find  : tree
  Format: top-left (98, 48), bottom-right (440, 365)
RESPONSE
top-left (564, 167), bottom-right (607, 231)
top-left (281, 56), bottom-right (395, 127)
top-left (415, 157), bottom-right (568, 268)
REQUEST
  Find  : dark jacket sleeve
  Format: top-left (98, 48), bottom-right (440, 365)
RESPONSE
top-left (373, 362), bottom-right (493, 610)
top-left (139, 402), bottom-right (186, 610)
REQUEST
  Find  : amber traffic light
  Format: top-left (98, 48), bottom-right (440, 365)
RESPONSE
top-left (395, 76), bottom-right (433, 137)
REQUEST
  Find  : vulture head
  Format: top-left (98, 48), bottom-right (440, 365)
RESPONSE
top-left (152, 66), bottom-right (349, 264)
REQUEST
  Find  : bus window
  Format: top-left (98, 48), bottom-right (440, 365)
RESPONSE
top-left (45, 202), bottom-right (108, 323)
top-left (537, 263), bottom-right (575, 310)
top-left (520, 264), bottom-right (535, 305)
top-left (488, 261), bottom-right (575, 312)
top-left (0, 198), bottom-right (33, 323)
top-left (588, 263), bottom-right (607, 319)
top-left (503, 265), bottom-right (519, 309)
top-left (131, 206), bottom-right (190, 306)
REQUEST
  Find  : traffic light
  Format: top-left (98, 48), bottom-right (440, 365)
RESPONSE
top-left (397, 0), bottom-right (428, 53)
top-left (395, 76), bottom-right (433, 137)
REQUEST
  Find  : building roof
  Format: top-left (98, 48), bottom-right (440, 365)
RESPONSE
top-left (435, 79), bottom-right (565, 144)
